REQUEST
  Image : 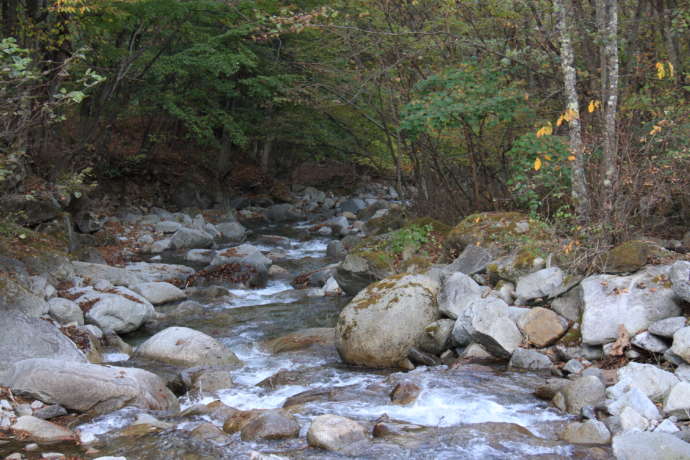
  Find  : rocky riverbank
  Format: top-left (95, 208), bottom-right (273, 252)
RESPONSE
top-left (1, 182), bottom-right (690, 459)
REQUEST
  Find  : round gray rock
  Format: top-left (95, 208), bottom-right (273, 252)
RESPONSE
top-left (136, 327), bottom-right (242, 368)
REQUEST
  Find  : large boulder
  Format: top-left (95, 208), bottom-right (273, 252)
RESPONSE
top-left (580, 265), bottom-right (682, 345)
top-left (607, 362), bottom-right (679, 402)
top-left (78, 287), bottom-right (155, 334)
top-left (210, 244), bottom-right (272, 273)
top-left (670, 261), bottom-right (690, 302)
top-left (265, 204), bottom-right (304, 222)
top-left (240, 410), bottom-right (300, 441)
top-left (4, 358), bottom-right (178, 415)
top-left (216, 221), bottom-right (247, 243)
top-left (0, 273), bottom-right (49, 317)
top-left (453, 297), bottom-right (523, 358)
top-left (0, 192), bottom-right (61, 226)
top-left (335, 274), bottom-right (439, 368)
top-left (444, 245), bottom-right (494, 276)
top-left (436, 272), bottom-right (484, 319)
top-left (559, 420), bottom-right (610, 444)
top-left (124, 262), bottom-right (195, 283)
top-left (135, 327), bottom-right (242, 368)
top-left (663, 381), bottom-right (690, 419)
top-left (672, 327), bottom-right (690, 363)
top-left (515, 267), bottom-right (565, 301)
top-left (169, 228), bottom-right (214, 250)
top-left (612, 431), bottom-right (690, 460)
top-left (0, 312), bottom-right (87, 382)
top-left (72, 261), bottom-right (144, 288)
top-left (48, 297), bottom-right (84, 325)
top-left (131, 282), bottom-right (186, 305)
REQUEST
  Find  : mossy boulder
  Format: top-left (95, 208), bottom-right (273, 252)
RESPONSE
top-left (335, 219), bottom-right (448, 295)
top-left (364, 211), bottom-right (406, 236)
top-left (445, 212), bottom-right (564, 282)
top-left (335, 274), bottom-right (440, 368)
top-left (601, 240), bottom-right (676, 274)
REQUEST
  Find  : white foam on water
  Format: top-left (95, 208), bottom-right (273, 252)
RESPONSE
top-left (76, 408), bottom-right (137, 444)
top-left (225, 280), bottom-right (295, 307)
top-left (334, 385), bottom-right (564, 430)
top-left (101, 352), bottom-right (130, 363)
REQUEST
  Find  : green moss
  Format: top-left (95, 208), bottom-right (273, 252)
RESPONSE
top-left (558, 325), bottom-right (582, 347)
top-left (400, 256), bottom-right (432, 272)
top-left (406, 217), bottom-right (452, 236)
top-left (602, 240), bottom-right (671, 273)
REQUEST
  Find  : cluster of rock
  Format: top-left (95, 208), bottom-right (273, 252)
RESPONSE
top-left (332, 211), bottom-right (690, 457)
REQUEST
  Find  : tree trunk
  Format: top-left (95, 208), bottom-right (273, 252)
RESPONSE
top-left (597, 0), bottom-right (619, 229)
top-left (554, 0), bottom-right (590, 224)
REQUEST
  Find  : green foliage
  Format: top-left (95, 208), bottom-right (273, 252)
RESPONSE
top-left (506, 133), bottom-right (571, 216)
top-left (390, 224), bottom-right (433, 254)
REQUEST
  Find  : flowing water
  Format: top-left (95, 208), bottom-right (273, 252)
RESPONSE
top-left (74, 222), bottom-right (611, 460)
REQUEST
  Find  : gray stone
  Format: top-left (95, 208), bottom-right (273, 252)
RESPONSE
top-left (48, 298), bottom-right (84, 325)
top-left (445, 245), bottom-right (493, 276)
top-left (508, 349), bottom-right (552, 371)
top-left (418, 319), bottom-right (455, 355)
top-left (496, 281), bottom-right (516, 305)
top-left (307, 414), bottom-right (367, 454)
top-left (650, 317), bottom-right (687, 338)
top-left (632, 331), bottom-right (669, 353)
top-left (663, 381), bottom-right (690, 420)
top-left (437, 272), bottom-right (484, 319)
top-left (11, 416), bottom-right (74, 443)
top-left (335, 254), bottom-right (391, 296)
top-left (676, 364), bottom-right (690, 382)
top-left (216, 222), bottom-right (247, 243)
top-left (459, 343), bottom-right (494, 360)
top-left (507, 306), bottom-right (530, 324)
top-left (516, 307), bottom-right (568, 347)
top-left (619, 406), bottom-right (650, 432)
top-left (80, 287), bottom-right (155, 333)
top-left (607, 362), bottom-right (679, 402)
top-left (136, 327), bottom-right (241, 368)
top-left (516, 267), bottom-right (565, 301)
top-left (340, 199), bottom-right (366, 214)
top-left (563, 359), bottom-right (585, 375)
top-left (210, 244), bottom-right (272, 273)
top-left (655, 419), bottom-right (680, 433)
top-left (559, 420), bottom-right (610, 444)
top-left (155, 221), bottom-right (181, 234)
top-left (72, 261), bottom-right (144, 288)
top-left (327, 216), bottom-right (350, 235)
top-left (185, 249), bottom-right (214, 264)
top-left (131, 282), bottom-right (186, 305)
top-left (581, 266), bottom-right (682, 345)
top-left (455, 298), bottom-right (523, 358)
top-left (670, 261), bottom-right (690, 302)
top-left (150, 239), bottom-right (171, 254)
top-left (326, 241), bottom-right (347, 260)
top-left (4, 358), bottom-right (178, 415)
top-left (672, 327), bottom-right (690, 364)
top-left (265, 204), bottom-right (303, 222)
top-left (558, 376), bottom-right (606, 414)
top-left (240, 410), bottom-right (300, 441)
top-left (170, 228), bottom-right (214, 250)
top-left (550, 287), bottom-right (583, 322)
top-left (0, 312), bottom-right (86, 383)
top-left (0, 193), bottom-right (60, 226)
top-left (607, 386), bottom-right (661, 420)
top-left (335, 274), bottom-right (439, 368)
top-left (124, 262), bottom-right (195, 283)
top-left (33, 404), bottom-right (67, 420)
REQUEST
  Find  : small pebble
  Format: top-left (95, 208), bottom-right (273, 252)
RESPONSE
top-left (24, 443), bottom-right (39, 452)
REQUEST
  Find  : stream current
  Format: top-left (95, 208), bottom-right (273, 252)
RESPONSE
top-left (73, 220), bottom-right (610, 460)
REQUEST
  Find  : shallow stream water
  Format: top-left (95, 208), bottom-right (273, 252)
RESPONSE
top-left (74, 222), bottom-right (611, 460)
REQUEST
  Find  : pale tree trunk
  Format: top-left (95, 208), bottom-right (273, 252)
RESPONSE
top-left (554, 0), bottom-right (590, 224)
top-left (596, 0), bottom-right (619, 228)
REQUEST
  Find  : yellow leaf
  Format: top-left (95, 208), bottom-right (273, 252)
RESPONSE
top-left (567, 155), bottom-right (576, 161)
top-left (556, 115), bottom-right (565, 127)
top-left (588, 100), bottom-right (601, 113)
top-left (656, 62), bottom-right (666, 79)
top-left (544, 154), bottom-right (552, 161)
top-left (563, 108), bottom-right (578, 121)
top-left (668, 62), bottom-right (675, 78)
top-left (536, 122), bottom-right (552, 138)
top-left (650, 125), bottom-right (662, 135)
top-left (534, 157), bottom-right (542, 171)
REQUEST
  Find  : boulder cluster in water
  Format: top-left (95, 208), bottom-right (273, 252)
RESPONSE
top-left (1, 181), bottom-right (689, 459)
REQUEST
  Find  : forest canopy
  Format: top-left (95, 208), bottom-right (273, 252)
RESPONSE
top-left (1, 0), bottom-right (688, 239)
